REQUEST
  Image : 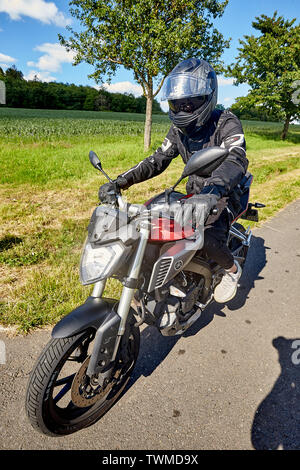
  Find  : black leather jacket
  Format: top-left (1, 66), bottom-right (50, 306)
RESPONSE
top-left (119, 109), bottom-right (248, 217)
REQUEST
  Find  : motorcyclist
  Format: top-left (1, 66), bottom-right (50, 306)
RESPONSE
top-left (99, 57), bottom-right (249, 303)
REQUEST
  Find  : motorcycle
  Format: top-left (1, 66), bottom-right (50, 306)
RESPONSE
top-left (25, 147), bottom-right (264, 436)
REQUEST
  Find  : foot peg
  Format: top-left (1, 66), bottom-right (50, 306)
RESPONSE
top-left (241, 202), bottom-right (265, 222)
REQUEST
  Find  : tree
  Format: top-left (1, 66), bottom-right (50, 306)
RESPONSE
top-left (59, 0), bottom-right (229, 149)
top-left (227, 12), bottom-right (300, 140)
top-left (95, 89), bottom-right (112, 111)
top-left (5, 65), bottom-right (24, 81)
top-left (230, 96), bottom-right (284, 122)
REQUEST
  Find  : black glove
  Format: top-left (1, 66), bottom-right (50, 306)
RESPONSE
top-left (98, 181), bottom-right (117, 204)
top-left (98, 176), bottom-right (129, 204)
top-left (200, 184), bottom-right (229, 224)
top-left (181, 184), bottom-right (224, 228)
top-left (180, 195), bottom-right (215, 229)
top-left (183, 193), bottom-right (219, 213)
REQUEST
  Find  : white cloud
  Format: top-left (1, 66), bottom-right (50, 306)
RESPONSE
top-left (0, 51), bottom-right (16, 69)
top-left (221, 97), bottom-right (235, 106)
top-left (217, 76), bottom-right (234, 86)
top-left (24, 70), bottom-right (56, 82)
top-left (0, 52), bottom-right (16, 63)
top-left (100, 81), bottom-right (143, 97)
top-left (27, 43), bottom-right (76, 73)
top-left (0, 0), bottom-right (71, 27)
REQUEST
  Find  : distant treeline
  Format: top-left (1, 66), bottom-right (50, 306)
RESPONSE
top-left (0, 66), bottom-right (164, 114)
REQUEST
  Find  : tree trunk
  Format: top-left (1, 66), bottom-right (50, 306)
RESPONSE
top-left (144, 94), bottom-right (153, 151)
top-left (281, 114), bottom-right (291, 140)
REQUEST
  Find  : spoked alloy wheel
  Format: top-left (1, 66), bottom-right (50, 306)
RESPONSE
top-left (25, 314), bottom-right (139, 436)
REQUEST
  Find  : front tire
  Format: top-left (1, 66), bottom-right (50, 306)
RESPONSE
top-left (25, 315), bottom-right (139, 436)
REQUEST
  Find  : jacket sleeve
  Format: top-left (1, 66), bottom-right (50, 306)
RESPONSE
top-left (203, 112), bottom-right (249, 196)
top-left (118, 126), bottom-right (179, 188)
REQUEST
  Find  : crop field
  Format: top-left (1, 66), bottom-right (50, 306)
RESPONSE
top-left (0, 107), bottom-right (300, 331)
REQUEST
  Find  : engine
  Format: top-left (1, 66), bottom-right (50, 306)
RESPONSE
top-left (143, 271), bottom-right (205, 333)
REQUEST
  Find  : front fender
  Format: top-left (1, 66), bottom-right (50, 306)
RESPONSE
top-left (51, 296), bottom-right (119, 338)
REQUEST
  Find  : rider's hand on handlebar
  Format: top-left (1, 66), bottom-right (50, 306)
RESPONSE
top-left (199, 184), bottom-right (226, 213)
top-left (98, 176), bottom-right (129, 204)
top-left (181, 185), bottom-right (225, 226)
top-left (184, 193), bottom-right (219, 214)
top-left (98, 182), bottom-right (117, 204)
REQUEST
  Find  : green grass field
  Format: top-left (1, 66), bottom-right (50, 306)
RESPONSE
top-left (0, 107), bottom-right (299, 331)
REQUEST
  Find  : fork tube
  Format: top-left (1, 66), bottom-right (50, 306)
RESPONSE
top-left (111, 227), bottom-right (149, 361)
top-left (91, 280), bottom-right (106, 298)
top-left (116, 226), bottom-right (150, 336)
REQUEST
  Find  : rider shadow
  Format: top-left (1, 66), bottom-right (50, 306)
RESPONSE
top-left (251, 336), bottom-right (300, 450)
top-left (128, 234), bottom-right (268, 387)
top-left (226, 234), bottom-right (268, 312)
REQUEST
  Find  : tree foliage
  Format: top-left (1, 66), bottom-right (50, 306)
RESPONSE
top-left (230, 96), bottom-right (284, 122)
top-left (60, 0), bottom-right (230, 149)
top-left (227, 12), bottom-right (300, 139)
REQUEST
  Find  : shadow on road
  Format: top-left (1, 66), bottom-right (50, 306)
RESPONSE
top-left (127, 234), bottom-right (268, 388)
top-left (216, 234), bottom-right (268, 314)
top-left (251, 336), bottom-right (300, 450)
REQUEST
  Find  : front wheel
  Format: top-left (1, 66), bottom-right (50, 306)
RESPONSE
top-left (25, 314), bottom-right (140, 436)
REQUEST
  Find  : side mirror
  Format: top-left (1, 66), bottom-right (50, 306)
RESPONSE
top-left (89, 150), bottom-right (115, 184)
top-left (89, 150), bottom-right (102, 170)
top-left (182, 147), bottom-right (229, 178)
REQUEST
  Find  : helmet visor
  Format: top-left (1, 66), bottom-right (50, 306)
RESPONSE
top-left (161, 73), bottom-right (214, 101)
top-left (168, 96), bottom-right (207, 114)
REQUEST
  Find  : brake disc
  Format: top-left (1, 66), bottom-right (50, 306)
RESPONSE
top-left (71, 356), bottom-right (120, 408)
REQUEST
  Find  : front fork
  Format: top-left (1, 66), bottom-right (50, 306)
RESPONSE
top-left (88, 225), bottom-right (150, 376)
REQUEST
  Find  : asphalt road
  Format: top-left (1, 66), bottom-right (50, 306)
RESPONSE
top-left (0, 200), bottom-right (299, 451)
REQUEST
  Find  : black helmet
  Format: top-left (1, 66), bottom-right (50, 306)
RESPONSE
top-left (161, 58), bottom-right (218, 134)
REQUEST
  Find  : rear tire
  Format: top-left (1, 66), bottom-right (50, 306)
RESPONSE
top-left (25, 314), bottom-right (139, 436)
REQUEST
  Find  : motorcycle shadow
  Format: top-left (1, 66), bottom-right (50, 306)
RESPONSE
top-left (209, 234), bottom-right (268, 316)
top-left (128, 234), bottom-right (267, 389)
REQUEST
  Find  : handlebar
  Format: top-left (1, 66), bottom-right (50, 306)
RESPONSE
top-left (116, 195), bottom-right (145, 217)
top-left (116, 193), bottom-right (218, 222)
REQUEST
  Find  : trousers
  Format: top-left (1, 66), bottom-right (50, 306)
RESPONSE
top-left (201, 208), bottom-right (234, 270)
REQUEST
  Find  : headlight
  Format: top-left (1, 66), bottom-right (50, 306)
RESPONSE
top-left (80, 239), bottom-right (125, 285)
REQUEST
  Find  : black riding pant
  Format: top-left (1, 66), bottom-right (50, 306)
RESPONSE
top-left (202, 209), bottom-right (234, 270)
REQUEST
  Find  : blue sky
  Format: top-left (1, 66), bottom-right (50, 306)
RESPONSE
top-left (0, 0), bottom-right (299, 111)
